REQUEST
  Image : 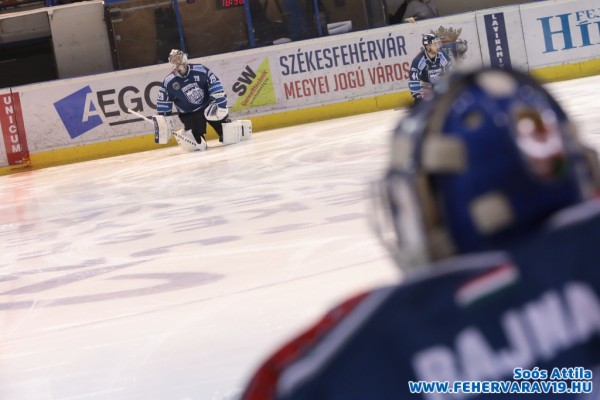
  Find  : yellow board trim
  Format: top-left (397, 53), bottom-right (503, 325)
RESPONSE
top-left (530, 60), bottom-right (600, 83)
top-left (251, 92), bottom-right (411, 131)
top-left (1, 135), bottom-right (160, 175)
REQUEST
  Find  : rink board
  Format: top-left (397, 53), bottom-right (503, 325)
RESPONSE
top-left (1, 0), bottom-right (599, 174)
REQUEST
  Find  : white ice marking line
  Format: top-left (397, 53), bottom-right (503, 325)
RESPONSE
top-left (58, 388), bottom-right (127, 400)
top-left (35, 307), bottom-right (174, 334)
top-left (79, 337), bottom-right (146, 350)
top-left (25, 362), bottom-right (70, 372)
top-left (4, 298), bottom-right (38, 338)
top-left (104, 313), bottom-right (209, 392)
top-left (0, 349), bottom-right (56, 360)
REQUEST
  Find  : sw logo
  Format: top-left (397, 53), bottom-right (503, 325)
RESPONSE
top-left (54, 86), bottom-right (103, 139)
top-left (231, 58), bottom-right (277, 111)
top-left (232, 65), bottom-right (257, 96)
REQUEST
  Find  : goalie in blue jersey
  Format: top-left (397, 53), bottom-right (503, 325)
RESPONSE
top-left (241, 68), bottom-right (600, 399)
top-left (153, 49), bottom-right (251, 151)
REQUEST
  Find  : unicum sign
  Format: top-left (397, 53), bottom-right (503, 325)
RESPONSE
top-left (538, 9), bottom-right (600, 53)
top-left (0, 93), bottom-right (29, 166)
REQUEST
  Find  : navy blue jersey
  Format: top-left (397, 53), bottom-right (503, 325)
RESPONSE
top-left (408, 49), bottom-right (453, 100)
top-left (156, 64), bottom-right (227, 115)
top-left (242, 200), bottom-right (600, 399)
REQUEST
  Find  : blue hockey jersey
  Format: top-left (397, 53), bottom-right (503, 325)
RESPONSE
top-left (156, 64), bottom-right (227, 115)
top-left (242, 200), bottom-right (600, 399)
top-left (408, 49), bottom-right (453, 100)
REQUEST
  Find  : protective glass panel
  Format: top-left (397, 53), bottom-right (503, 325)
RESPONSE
top-left (104, 0), bottom-right (386, 70)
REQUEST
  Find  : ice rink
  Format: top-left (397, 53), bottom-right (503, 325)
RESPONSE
top-left (2, 74), bottom-right (600, 400)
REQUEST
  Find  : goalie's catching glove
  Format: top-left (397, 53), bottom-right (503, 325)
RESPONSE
top-left (204, 102), bottom-right (229, 121)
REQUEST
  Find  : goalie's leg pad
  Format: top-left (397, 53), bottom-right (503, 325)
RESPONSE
top-left (173, 129), bottom-right (207, 152)
top-left (222, 121), bottom-right (242, 144)
top-left (222, 120), bottom-right (253, 144)
top-left (152, 115), bottom-right (174, 144)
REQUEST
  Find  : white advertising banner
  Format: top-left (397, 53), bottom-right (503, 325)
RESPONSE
top-left (520, 0), bottom-right (600, 69)
top-left (217, 14), bottom-right (482, 117)
top-left (16, 67), bottom-right (166, 152)
top-left (11, 13), bottom-right (482, 156)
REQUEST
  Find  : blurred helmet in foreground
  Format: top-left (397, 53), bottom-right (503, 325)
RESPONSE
top-left (374, 68), bottom-right (600, 269)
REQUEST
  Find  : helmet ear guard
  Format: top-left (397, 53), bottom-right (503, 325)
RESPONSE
top-left (375, 68), bottom-right (600, 269)
top-left (372, 106), bottom-right (463, 269)
top-left (583, 146), bottom-right (600, 195)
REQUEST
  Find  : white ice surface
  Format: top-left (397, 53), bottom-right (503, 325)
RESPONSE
top-left (1, 74), bottom-right (600, 400)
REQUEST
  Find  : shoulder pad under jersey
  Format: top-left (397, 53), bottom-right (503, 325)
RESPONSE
top-left (163, 73), bottom-right (176, 86)
top-left (440, 52), bottom-right (450, 66)
top-left (190, 64), bottom-right (207, 73)
top-left (417, 55), bottom-right (427, 71)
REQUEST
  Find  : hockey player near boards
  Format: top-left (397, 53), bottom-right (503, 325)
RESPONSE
top-left (408, 33), bottom-right (452, 104)
top-left (241, 68), bottom-right (600, 399)
top-left (153, 49), bottom-right (251, 151)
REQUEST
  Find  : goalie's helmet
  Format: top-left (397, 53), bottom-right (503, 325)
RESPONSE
top-left (422, 33), bottom-right (440, 48)
top-left (373, 68), bottom-right (600, 270)
top-left (168, 49), bottom-right (188, 75)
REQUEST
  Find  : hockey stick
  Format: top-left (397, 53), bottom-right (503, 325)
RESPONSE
top-left (127, 108), bottom-right (154, 126)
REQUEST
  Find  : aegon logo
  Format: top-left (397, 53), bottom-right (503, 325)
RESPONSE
top-left (54, 82), bottom-right (161, 139)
